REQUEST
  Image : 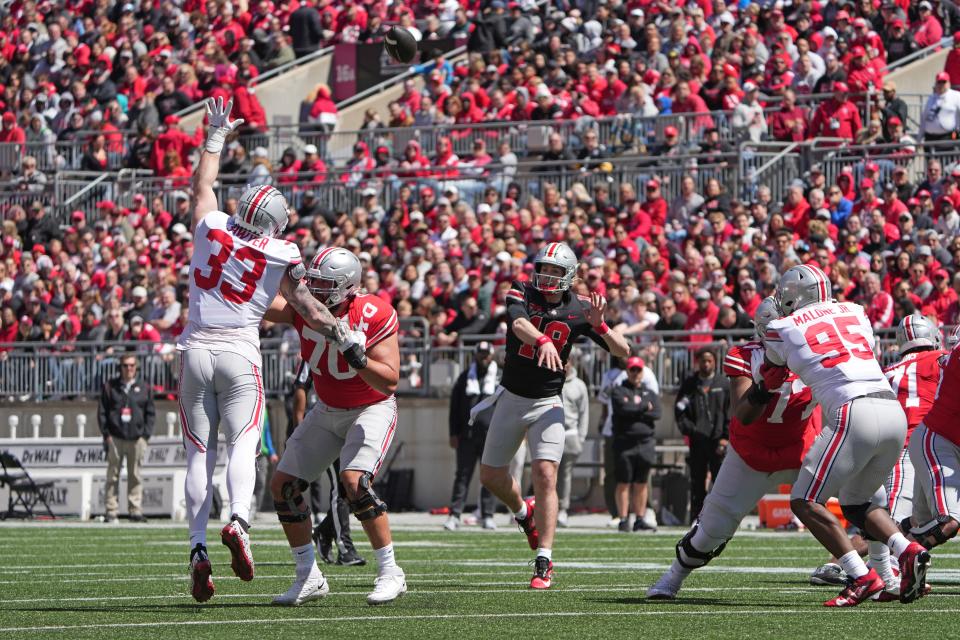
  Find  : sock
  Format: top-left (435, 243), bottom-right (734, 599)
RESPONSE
top-left (514, 502), bottom-right (528, 521)
top-left (374, 543), bottom-right (399, 574)
top-left (669, 558), bottom-right (692, 577)
top-left (292, 543), bottom-right (316, 578)
top-left (888, 532), bottom-right (911, 559)
top-left (536, 547), bottom-right (552, 561)
top-left (868, 541), bottom-right (895, 585)
top-left (190, 531), bottom-right (206, 548)
top-left (838, 550), bottom-right (869, 580)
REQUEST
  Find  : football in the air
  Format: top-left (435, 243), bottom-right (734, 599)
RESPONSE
top-left (384, 26), bottom-right (419, 63)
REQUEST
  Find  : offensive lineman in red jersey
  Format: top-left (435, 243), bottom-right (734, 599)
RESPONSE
top-left (265, 248), bottom-right (406, 606)
top-left (648, 298), bottom-right (823, 598)
top-left (904, 325), bottom-right (960, 551)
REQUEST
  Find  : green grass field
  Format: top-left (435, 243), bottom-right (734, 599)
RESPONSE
top-left (1, 520), bottom-right (958, 639)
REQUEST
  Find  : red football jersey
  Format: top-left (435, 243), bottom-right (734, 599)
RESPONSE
top-left (883, 349), bottom-right (947, 444)
top-left (293, 294), bottom-right (399, 409)
top-left (723, 341), bottom-right (822, 473)
top-left (918, 346), bottom-right (960, 447)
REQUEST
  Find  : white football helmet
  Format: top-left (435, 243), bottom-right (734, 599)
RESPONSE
top-left (896, 313), bottom-right (941, 353)
top-left (532, 242), bottom-right (577, 293)
top-left (754, 295), bottom-right (780, 341)
top-left (775, 265), bottom-right (831, 315)
top-left (233, 185), bottom-right (290, 237)
top-left (306, 247), bottom-right (361, 309)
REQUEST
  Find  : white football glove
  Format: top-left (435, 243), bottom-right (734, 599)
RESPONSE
top-left (335, 320), bottom-right (368, 370)
top-left (204, 96), bottom-right (244, 154)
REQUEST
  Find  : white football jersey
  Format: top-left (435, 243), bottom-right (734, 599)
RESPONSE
top-left (764, 300), bottom-right (892, 415)
top-left (177, 211), bottom-right (302, 365)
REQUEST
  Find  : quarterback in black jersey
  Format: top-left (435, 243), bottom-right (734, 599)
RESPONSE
top-left (479, 242), bottom-right (629, 589)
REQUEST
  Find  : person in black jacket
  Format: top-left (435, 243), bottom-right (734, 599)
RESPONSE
top-left (610, 356), bottom-right (662, 532)
top-left (445, 342), bottom-right (499, 530)
top-left (289, 3), bottom-right (323, 58)
top-left (98, 354), bottom-right (155, 523)
top-left (674, 348), bottom-right (730, 523)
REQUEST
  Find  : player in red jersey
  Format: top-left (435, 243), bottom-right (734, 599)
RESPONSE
top-left (265, 248), bottom-right (405, 606)
top-left (905, 324), bottom-right (960, 553)
top-left (648, 298), bottom-right (823, 598)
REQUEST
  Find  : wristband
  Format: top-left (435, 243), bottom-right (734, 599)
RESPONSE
top-left (594, 321), bottom-right (610, 336)
top-left (536, 335), bottom-right (551, 348)
top-left (205, 126), bottom-right (228, 154)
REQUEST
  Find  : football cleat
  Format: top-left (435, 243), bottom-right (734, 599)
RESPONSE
top-left (337, 547), bottom-right (367, 567)
top-left (634, 518), bottom-right (657, 532)
top-left (618, 519), bottom-right (630, 533)
top-left (444, 515), bottom-right (460, 531)
top-left (647, 569), bottom-right (684, 600)
top-left (530, 556), bottom-right (553, 589)
top-left (367, 571), bottom-right (407, 605)
top-left (312, 525), bottom-right (335, 565)
top-left (824, 569), bottom-right (884, 607)
top-left (272, 570), bottom-right (330, 606)
top-left (482, 516), bottom-right (497, 530)
top-left (516, 497), bottom-right (539, 550)
top-left (809, 563), bottom-right (847, 586)
top-left (190, 544), bottom-right (215, 603)
top-left (898, 542), bottom-right (931, 603)
top-left (221, 519), bottom-right (254, 582)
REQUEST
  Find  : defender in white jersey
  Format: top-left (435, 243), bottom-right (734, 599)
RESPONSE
top-left (178, 97), bottom-right (343, 603)
top-left (763, 264), bottom-right (929, 607)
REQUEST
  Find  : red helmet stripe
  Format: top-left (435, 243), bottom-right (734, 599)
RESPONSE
top-left (904, 314), bottom-right (914, 341)
top-left (312, 247), bottom-right (337, 269)
top-left (803, 264), bottom-right (828, 301)
top-left (246, 185), bottom-right (272, 224)
top-left (546, 243), bottom-right (557, 258)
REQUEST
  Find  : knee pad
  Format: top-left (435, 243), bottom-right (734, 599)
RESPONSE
top-left (840, 502), bottom-right (871, 532)
top-left (675, 523), bottom-right (727, 571)
top-left (274, 479), bottom-right (310, 523)
top-left (909, 517), bottom-right (959, 550)
top-left (348, 473), bottom-right (388, 522)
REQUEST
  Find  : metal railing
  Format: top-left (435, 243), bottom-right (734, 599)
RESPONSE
top-left (0, 327), bottom-right (916, 401)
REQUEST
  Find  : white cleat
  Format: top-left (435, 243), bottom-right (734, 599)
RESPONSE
top-left (443, 515), bottom-right (460, 531)
top-left (367, 570), bottom-right (407, 605)
top-left (481, 516), bottom-right (497, 530)
top-left (646, 570), bottom-right (683, 600)
top-left (557, 510), bottom-right (569, 528)
top-left (272, 570), bottom-right (330, 606)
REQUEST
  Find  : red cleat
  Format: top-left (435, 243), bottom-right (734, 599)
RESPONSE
top-left (530, 556), bottom-right (553, 589)
top-left (824, 569), bottom-right (884, 607)
top-left (898, 542), bottom-right (931, 603)
top-left (515, 497), bottom-right (539, 551)
top-left (221, 520), bottom-right (255, 582)
top-left (190, 545), bottom-right (215, 603)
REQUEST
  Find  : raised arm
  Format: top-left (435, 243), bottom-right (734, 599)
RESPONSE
top-left (192, 97), bottom-right (244, 232)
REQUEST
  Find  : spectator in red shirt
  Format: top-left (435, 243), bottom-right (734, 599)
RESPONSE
top-left (685, 288), bottom-right (720, 343)
top-left (151, 115), bottom-right (201, 175)
top-left (846, 45), bottom-right (882, 100)
top-left (809, 82), bottom-right (862, 143)
top-left (737, 278), bottom-right (762, 317)
top-left (671, 80), bottom-right (714, 135)
top-left (643, 179), bottom-right (667, 227)
top-left (862, 272), bottom-right (895, 329)
top-left (768, 88), bottom-right (808, 141)
top-left (913, 1), bottom-right (943, 48)
top-left (233, 72), bottom-right (268, 132)
top-left (126, 315), bottom-right (162, 344)
top-left (945, 33), bottom-right (960, 88)
top-left (925, 268), bottom-right (957, 322)
top-left (0, 111), bottom-right (26, 149)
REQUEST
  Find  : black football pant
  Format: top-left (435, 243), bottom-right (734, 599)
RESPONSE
top-left (450, 432), bottom-right (496, 518)
top-left (310, 458), bottom-right (357, 552)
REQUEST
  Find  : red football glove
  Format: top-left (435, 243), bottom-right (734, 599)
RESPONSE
top-left (759, 362), bottom-right (789, 391)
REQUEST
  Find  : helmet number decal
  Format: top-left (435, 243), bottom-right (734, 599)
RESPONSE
top-left (803, 315), bottom-right (874, 369)
top-left (303, 326), bottom-right (357, 381)
top-left (518, 316), bottom-right (571, 360)
top-left (193, 228), bottom-right (266, 304)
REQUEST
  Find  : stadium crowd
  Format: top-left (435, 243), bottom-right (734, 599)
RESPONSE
top-left (2, 0), bottom-right (960, 390)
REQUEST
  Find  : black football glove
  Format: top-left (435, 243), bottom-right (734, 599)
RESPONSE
top-left (341, 342), bottom-right (368, 370)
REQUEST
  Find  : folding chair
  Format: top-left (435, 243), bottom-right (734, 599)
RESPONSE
top-left (0, 451), bottom-right (56, 519)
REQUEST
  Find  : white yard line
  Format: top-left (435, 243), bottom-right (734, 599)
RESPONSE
top-left (3, 608), bottom-right (959, 633)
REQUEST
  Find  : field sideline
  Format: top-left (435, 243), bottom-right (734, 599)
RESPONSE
top-left (0, 517), bottom-right (957, 639)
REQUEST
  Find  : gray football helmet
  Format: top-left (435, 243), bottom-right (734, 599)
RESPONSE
top-left (233, 185), bottom-right (290, 237)
top-left (754, 295), bottom-right (780, 341)
top-left (896, 313), bottom-right (941, 353)
top-left (306, 247), bottom-right (361, 309)
top-left (775, 265), bottom-right (831, 315)
top-left (532, 242), bottom-right (577, 293)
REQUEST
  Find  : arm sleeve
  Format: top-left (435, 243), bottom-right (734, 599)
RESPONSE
top-left (761, 326), bottom-right (787, 366)
top-left (98, 384), bottom-right (110, 436)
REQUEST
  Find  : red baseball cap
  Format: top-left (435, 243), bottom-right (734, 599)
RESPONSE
top-left (626, 356), bottom-right (645, 370)
top-left (918, 189), bottom-right (932, 197)
top-left (860, 178), bottom-right (875, 189)
top-left (893, 19), bottom-right (905, 28)
top-left (646, 179), bottom-right (660, 189)
top-left (888, 116), bottom-right (902, 125)
top-left (833, 81), bottom-right (849, 92)
top-left (937, 72), bottom-right (951, 82)
top-left (850, 45), bottom-right (866, 56)
top-left (865, 162), bottom-right (880, 173)
top-left (836, 10), bottom-right (851, 20)
top-left (664, 125), bottom-right (679, 137)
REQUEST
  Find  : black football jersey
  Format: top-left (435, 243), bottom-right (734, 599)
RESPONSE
top-left (501, 280), bottom-right (610, 399)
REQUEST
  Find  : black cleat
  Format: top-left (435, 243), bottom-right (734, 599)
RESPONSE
top-left (618, 519), bottom-right (630, 533)
top-left (633, 519), bottom-right (657, 532)
top-left (337, 547), bottom-right (367, 566)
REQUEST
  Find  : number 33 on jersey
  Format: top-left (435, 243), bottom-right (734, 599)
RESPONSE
top-left (293, 294), bottom-right (399, 409)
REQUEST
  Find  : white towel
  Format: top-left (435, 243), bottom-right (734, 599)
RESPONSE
top-left (469, 385), bottom-right (504, 426)
top-left (465, 361), bottom-right (498, 397)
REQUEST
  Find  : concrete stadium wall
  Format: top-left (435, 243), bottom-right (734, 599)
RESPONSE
top-left (887, 48), bottom-right (946, 97)
top-left (0, 392), bottom-right (682, 512)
